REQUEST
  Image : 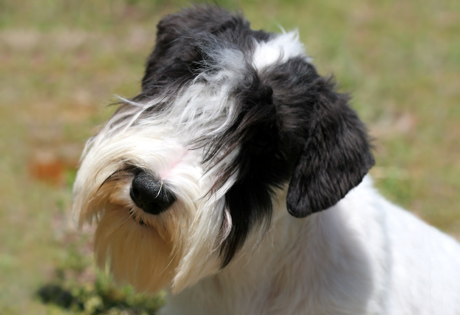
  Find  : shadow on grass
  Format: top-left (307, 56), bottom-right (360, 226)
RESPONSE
top-left (37, 269), bottom-right (165, 314)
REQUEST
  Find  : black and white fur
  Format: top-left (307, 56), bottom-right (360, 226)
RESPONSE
top-left (73, 6), bottom-right (460, 314)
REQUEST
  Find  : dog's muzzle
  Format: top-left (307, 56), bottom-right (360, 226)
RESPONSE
top-left (129, 170), bottom-right (176, 215)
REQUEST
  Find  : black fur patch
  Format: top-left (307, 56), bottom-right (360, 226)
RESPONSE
top-left (217, 69), bottom-right (296, 267)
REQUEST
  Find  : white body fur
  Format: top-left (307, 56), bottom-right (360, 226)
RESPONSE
top-left (161, 177), bottom-right (460, 314)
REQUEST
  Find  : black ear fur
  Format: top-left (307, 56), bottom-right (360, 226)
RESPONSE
top-left (139, 6), bottom-right (258, 98)
top-left (140, 6), bottom-right (226, 97)
top-left (286, 77), bottom-right (374, 218)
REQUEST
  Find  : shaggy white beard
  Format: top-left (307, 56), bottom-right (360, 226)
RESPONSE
top-left (73, 122), bottom-right (237, 293)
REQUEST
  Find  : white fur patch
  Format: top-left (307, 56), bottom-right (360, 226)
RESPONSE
top-left (252, 30), bottom-right (311, 71)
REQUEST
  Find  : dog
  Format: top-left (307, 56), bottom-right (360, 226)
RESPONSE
top-left (73, 6), bottom-right (460, 314)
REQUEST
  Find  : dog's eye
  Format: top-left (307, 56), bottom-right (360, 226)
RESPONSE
top-left (252, 138), bottom-right (270, 149)
top-left (248, 135), bottom-right (273, 152)
top-left (248, 127), bottom-right (278, 152)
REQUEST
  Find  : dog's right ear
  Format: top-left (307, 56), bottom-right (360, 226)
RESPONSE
top-left (286, 77), bottom-right (374, 218)
top-left (140, 6), bottom-right (250, 97)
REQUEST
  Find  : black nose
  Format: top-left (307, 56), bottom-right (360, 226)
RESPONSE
top-left (130, 171), bottom-right (176, 215)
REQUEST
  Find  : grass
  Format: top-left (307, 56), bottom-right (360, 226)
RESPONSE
top-left (1, 0), bottom-right (459, 313)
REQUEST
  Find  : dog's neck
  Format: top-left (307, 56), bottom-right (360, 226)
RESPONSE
top-left (164, 179), bottom-right (382, 314)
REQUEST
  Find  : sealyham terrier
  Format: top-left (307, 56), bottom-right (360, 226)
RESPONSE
top-left (73, 6), bottom-right (460, 314)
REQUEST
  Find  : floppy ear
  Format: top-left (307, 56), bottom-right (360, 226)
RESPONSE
top-left (286, 77), bottom-right (374, 218)
top-left (140, 6), bottom-right (249, 97)
top-left (140, 9), bottom-right (208, 96)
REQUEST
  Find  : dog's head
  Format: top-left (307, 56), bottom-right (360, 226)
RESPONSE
top-left (73, 6), bottom-right (374, 294)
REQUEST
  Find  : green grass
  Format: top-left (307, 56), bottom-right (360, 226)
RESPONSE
top-left (1, 0), bottom-right (459, 313)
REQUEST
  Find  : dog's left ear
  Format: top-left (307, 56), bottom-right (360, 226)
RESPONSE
top-left (286, 77), bottom-right (374, 218)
